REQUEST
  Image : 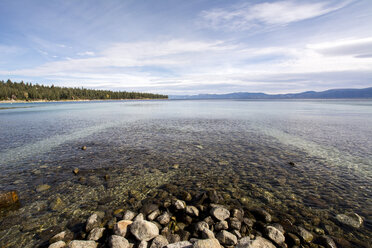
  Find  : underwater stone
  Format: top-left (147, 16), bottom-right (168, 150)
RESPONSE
top-left (336, 213), bottom-right (363, 228)
top-left (251, 208), bottom-right (272, 223)
top-left (36, 184), bottom-right (51, 192)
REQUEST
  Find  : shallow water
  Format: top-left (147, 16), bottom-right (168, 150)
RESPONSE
top-left (0, 100), bottom-right (371, 247)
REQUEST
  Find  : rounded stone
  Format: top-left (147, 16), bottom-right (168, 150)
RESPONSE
top-left (210, 207), bottom-right (230, 221)
top-left (130, 220), bottom-right (159, 241)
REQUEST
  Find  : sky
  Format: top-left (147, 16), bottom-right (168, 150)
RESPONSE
top-left (0, 0), bottom-right (372, 95)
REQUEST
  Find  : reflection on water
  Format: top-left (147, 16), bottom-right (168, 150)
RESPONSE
top-left (0, 100), bottom-right (371, 247)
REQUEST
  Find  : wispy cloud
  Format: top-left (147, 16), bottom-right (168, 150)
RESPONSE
top-left (200, 0), bottom-right (352, 31)
top-left (77, 51), bottom-right (95, 56)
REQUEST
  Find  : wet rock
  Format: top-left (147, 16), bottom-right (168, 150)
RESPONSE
top-left (49, 197), bottom-right (65, 211)
top-left (314, 235), bottom-right (337, 248)
top-left (215, 221), bottom-right (228, 231)
top-left (210, 206), bottom-right (230, 221)
top-left (87, 227), bottom-right (105, 241)
top-left (265, 226), bottom-right (285, 246)
top-left (86, 214), bottom-right (99, 233)
top-left (200, 227), bottom-right (215, 239)
top-left (68, 240), bottom-right (97, 248)
top-left (165, 241), bottom-right (193, 248)
top-left (174, 200), bottom-right (186, 210)
top-left (232, 209), bottom-right (244, 221)
top-left (185, 206), bottom-right (199, 217)
top-left (180, 191), bottom-right (192, 201)
top-left (296, 226), bottom-right (313, 243)
top-left (216, 230), bottom-right (237, 246)
top-left (236, 236), bottom-right (275, 248)
top-left (73, 168), bottom-right (79, 175)
top-left (130, 220), bottom-right (159, 241)
top-left (138, 241), bottom-right (148, 248)
top-left (207, 190), bottom-right (221, 203)
top-left (148, 209), bottom-right (161, 221)
top-left (251, 208), bottom-right (271, 223)
top-left (243, 218), bottom-right (255, 228)
top-left (0, 190), bottom-right (19, 208)
top-left (114, 220), bottom-right (133, 237)
top-left (109, 235), bottom-right (130, 248)
top-left (150, 235), bottom-right (169, 248)
top-left (229, 217), bottom-right (242, 230)
top-left (49, 241), bottom-right (66, 248)
top-left (141, 203), bottom-right (159, 215)
top-left (36, 184), bottom-right (51, 192)
top-left (157, 212), bottom-right (171, 225)
top-left (336, 213), bottom-right (363, 228)
top-left (285, 233), bottom-right (300, 246)
top-left (81, 146), bottom-right (87, 150)
top-left (123, 210), bottom-right (136, 221)
top-left (50, 230), bottom-right (74, 244)
top-left (39, 226), bottom-right (63, 242)
top-left (193, 238), bottom-right (221, 248)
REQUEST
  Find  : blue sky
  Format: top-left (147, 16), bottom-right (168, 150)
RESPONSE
top-left (0, 0), bottom-right (372, 94)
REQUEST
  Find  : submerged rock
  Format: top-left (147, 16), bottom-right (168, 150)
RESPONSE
top-left (336, 213), bottom-right (363, 228)
top-left (36, 184), bottom-right (51, 192)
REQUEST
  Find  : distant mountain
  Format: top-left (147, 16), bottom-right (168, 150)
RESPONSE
top-left (170, 87), bottom-right (372, 99)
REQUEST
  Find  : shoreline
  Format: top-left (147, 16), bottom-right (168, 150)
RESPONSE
top-left (0, 98), bottom-right (168, 104)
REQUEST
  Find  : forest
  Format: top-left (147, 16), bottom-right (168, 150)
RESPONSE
top-left (0, 80), bottom-right (167, 101)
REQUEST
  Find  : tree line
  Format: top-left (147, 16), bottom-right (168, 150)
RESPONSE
top-left (0, 80), bottom-right (168, 101)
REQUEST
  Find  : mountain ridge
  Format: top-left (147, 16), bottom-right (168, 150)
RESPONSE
top-left (170, 87), bottom-right (372, 99)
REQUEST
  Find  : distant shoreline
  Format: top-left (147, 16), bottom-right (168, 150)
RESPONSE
top-left (0, 98), bottom-right (168, 103)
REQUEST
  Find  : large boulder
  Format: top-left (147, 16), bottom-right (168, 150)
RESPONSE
top-left (130, 220), bottom-right (159, 241)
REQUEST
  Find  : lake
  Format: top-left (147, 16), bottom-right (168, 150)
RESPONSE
top-left (0, 100), bottom-right (371, 247)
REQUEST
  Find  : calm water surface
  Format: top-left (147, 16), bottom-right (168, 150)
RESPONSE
top-left (0, 100), bottom-right (371, 247)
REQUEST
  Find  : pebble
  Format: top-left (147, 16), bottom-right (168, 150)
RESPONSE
top-left (108, 235), bottom-right (130, 248)
top-left (36, 184), bottom-right (51, 192)
top-left (130, 220), bottom-right (159, 241)
top-left (138, 240), bottom-right (148, 248)
top-left (123, 210), bottom-right (136, 221)
top-left (165, 241), bottom-right (193, 248)
top-left (210, 206), bottom-right (230, 221)
top-left (157, 212), bottom-right (171, 225)
top-left (114, 220), bottom-right (133, 237)
top-left (87, 227), bottom-right (105, 241)
top-left (68, 240), bottom-right (97, 248)
top-left (216, 230), bottom-right (238, 246)
top-left (49, 241), bottom-right (66, 248)
top-left (148, 209), bottom-right (161, 221)
top-left (174, 200), bottom-right (186, 210)
top-left (200, 227), bottom-right (215, 239)
top-left (185, 206), bottom-right (199, 217)
top-left (296, 226), bottom-right (313, 243)
top-left (150, 235), bottom-right (169, 248)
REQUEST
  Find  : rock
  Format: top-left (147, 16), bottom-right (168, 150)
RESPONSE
top-left (87, 227), bottom-right (105, 241)
top-left (229, 217), bottom-right (241, 230)
top-left (165, 241), bottom-right (193, 248)
top-left (243, 218), bottom-right (255, 228)
top-left (141, 203), bottom-right (159, 215)
top-left (138, 241), bottom-right (148, 248)
top-left (134, 213), bottom-right (145, 222)
top-left (265, 226), bottom-right (285, 246)
top-left (39, 226), bottom-right (63, 241)
top-left (180, 191), bottom-right (192, 201)
top-left (231, 209), bottom-right (244, 221)
top-left (193, 238), bottom-right (221, 248)
top-left (81, 146), bottom-right (87, 150)
top-left (73, 168), bottom-right (79, 175)
top-left (232, 230), bottom-right (242, 239)
top-left (210, 206), bottom-right (230, 221)
top-left (114, 220), bottom-right (133, 237)
top-left (157, 212), bottom-right (171, 225)
top-left (123, 210), bottom-right (136, 221)
top-left (0, 190), bottom-right (19, 209)
top-left (207, 190), bottom-right (221, 203)
top-left (336, 213), bottom-right (363, 228)
top-left (50, 230), bottom-right (74, 244)
top-left (150, 235), bottom-right (169, 248)
top-left (251, 209), bottom-right (271, 223)
top-left (195, 221), bottom-right (209, 232)
top-left (215, 221), bottom-right (228, 231)
top-left (285, 233), bottom-right (300, 246)
top-left (174, 200), bottom-right (186, 210)
top-left (236, 236), bottom-right (275, 248)
top-left (216, 230), bottom-right (237, 246)
top-left (296, 226), bottom-right (313, 243)
top-left (108, 235), bottom-right (130, 248)
top-left (185, 206), bottom-right (199, 217)
top-left (148, 209), bottom-right (161, 221)
top-left (50, 197), bottom-right (65, 211)
top-left (168, 234), bottom-right (181, 243)
top-left (130, 220), bottom-right (159, 241)
top-left (68, 240), bottom-right (97, 248)
top-left (36, 184), bottom-right (51, 192)
top-left (200, 227), bottom-right (215, 239)
top-left (315, 235), bottom-right (337, 248)
top-left (270, 223), bottom-right (285, 234)
top-left (86, 214), bottom-right (99, 232)
top-left (49, 241), bottom-right (66, 248)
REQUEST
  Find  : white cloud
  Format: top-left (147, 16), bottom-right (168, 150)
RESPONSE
top-left (77, 51), bottom-right (95, 56)
top-left (200, 0), bottom-right (352, 31)
top-left (2, 36), bottom-right (372, 94)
